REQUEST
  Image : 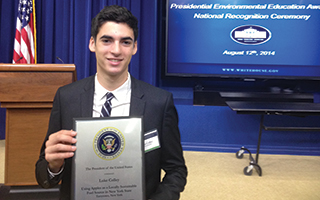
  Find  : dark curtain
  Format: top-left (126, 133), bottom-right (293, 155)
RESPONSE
top-left (0, 0), bottom-right (160, 139)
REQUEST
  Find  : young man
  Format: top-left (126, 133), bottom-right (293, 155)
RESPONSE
top-left (35, 5), bottom-right (187, 200)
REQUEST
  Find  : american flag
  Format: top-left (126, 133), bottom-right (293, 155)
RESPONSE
top-left (13, 0), bottom-right (36, 64)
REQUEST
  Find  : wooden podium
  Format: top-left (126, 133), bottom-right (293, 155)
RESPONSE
top-left (0, 64), bottom-right (76, 186)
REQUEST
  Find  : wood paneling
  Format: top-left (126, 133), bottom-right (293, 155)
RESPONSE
top-left (5, 108), bottom-right (51, 185)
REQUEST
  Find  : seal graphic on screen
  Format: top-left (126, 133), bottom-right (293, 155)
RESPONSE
top-left (93, 127), bottom-right (125, 160)
top-left (231, 25), bottom-right (271, 45)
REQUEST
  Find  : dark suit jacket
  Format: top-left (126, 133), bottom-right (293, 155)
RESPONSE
top-left (35, 75), bottom-right (187, 200)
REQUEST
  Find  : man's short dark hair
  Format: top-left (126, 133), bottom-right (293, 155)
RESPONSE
top-left (91, 5), bottom-right (138, 42)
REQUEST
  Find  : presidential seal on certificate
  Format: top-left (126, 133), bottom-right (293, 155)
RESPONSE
top-left (71, 117), bottom-right (145, 200)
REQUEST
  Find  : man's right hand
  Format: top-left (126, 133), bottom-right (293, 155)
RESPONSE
top-left (45, 130), bottom-right (77, 173)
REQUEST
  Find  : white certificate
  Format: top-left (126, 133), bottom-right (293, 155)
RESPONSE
top-left (71, 117), bottom-right (145, 200)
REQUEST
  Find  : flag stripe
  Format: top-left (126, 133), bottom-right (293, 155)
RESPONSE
top-left (13, 50), bottom-right (21, 62)
top-left (21, 27), bottom-right (34, 63)
top-left (21, 37), bottom-right (29, 63)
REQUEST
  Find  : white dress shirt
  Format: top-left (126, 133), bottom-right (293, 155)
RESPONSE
top-left (93, 73), bottom-right (131, 117)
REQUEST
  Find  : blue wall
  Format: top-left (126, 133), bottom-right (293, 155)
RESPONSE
top-left (166, 87), bottom-right (320, 156)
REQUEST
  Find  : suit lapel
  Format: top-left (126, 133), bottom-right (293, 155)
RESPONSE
top-left (80, 76), bottom-right (95, 117)
top-left (130, 76), bottom-right (146, 117)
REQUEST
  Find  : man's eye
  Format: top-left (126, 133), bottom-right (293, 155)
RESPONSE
top-left (102, 39), bottom-right (110, 43)
top-left (122, 41), bottom-right (132, 45)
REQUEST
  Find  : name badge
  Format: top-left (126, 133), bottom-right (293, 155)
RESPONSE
top-left (144, 129), bottom-right (160, 153)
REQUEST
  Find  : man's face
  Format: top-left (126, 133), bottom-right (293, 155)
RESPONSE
top-left (89, 21), bottom-right (137, 79)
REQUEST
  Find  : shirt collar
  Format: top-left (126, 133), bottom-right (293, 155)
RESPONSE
top-left (94, 73), bottom-right (131, 102)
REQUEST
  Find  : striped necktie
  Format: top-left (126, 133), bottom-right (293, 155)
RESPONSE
top-left (100, 92), bottom-right (114, 117)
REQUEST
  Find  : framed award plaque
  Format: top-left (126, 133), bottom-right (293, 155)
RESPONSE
top-left (71, 117), bottom-right (145, 200)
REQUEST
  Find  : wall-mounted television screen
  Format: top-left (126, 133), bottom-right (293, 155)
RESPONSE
top-left (165, 0), bottom-right (320, 80)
